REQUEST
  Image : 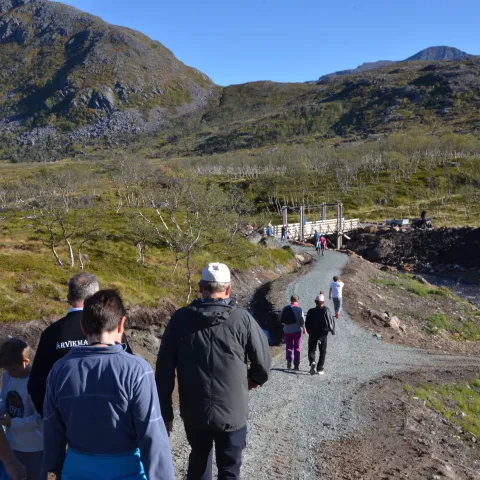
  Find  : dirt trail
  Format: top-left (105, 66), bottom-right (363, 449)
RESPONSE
top-left (168, 250), bottom-right (480, 479)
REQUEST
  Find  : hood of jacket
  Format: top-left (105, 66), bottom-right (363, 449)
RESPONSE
top-left (188, 297), bottom-right (238, 326)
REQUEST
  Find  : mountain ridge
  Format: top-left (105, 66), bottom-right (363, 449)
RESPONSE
top-left (316, 46), bottom-right (472, 82)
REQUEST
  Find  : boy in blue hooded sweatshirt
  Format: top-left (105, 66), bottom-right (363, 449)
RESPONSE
top-left (43, 289), bottom-right (175, 480)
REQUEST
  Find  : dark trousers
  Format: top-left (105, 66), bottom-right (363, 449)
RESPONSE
top-left (185, 425), bottom-right (247, 480)
top-left (308, 334), bottom-right (328, 369)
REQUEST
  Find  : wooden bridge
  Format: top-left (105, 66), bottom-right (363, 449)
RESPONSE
top-left (272, 203), bottom-right (360, 248)
top-left (273, 218), bottom-right (360, 242)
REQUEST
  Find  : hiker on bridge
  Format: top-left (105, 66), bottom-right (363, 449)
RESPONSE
top-left (305, 293), bottom-right (335, 376)
top-left (280, 295), bottom-right (306, 371)
top-left (156, 262), bottom-right (271, 480)
top-left (281, 225), bottom-right (287, 243)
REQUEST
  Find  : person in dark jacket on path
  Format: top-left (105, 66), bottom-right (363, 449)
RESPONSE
top-left (156, 262), bottom-right (271, 480)
top-left (43, 290), bottom-right (174, 479)
top-left (28, 273), bottom-right (132, 416)
top-left (280, 295), bottom-right (305, 371)
top-left (305, 293), bottom-right (335, 376)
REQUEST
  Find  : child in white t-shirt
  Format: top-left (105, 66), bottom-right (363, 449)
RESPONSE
top-left (0, 338), bottom-right (44, 480)
top-left (329, 276), bottom-right (345, 318)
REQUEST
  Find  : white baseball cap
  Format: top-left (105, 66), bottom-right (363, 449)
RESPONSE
top-left (201, 263), bottom-right (231, 283)
top-left (315, 294), bottom-right (325, 302)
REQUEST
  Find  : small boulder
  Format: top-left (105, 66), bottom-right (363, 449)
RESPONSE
top-left (388, 316), bottom-right (401, 330)
top-left (259, 237), bottom-right (282, 249)
top-left (247, 232), bottom-right (262, 244)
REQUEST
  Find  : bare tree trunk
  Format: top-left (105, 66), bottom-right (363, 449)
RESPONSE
top-left (66, 238), bottom-right (75, 267)
top-left (78, 248), bottom-right (84, 270)
top-left (51, 239), bottom-right (63, 267)
top-left (186, 252), bottom-right (193, 304)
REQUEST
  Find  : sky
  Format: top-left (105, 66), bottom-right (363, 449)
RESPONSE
top-left (54, 0), bottom-right (479, 86)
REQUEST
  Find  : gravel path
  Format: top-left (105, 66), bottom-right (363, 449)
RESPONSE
top-left (168, 250), bottom-right (480, 479)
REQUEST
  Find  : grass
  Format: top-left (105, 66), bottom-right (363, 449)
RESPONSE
top-left (0, 203), bottom-right (294, 323)
top-left (370, 276), bottom-right (451, 298)
top-left (427, 313), bottom-right (480, 341)
top-left (405, 380), bottom-right (480, 439)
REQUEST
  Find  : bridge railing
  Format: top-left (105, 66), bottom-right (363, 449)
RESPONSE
top-left (273, 218), bottom-right (360, 239)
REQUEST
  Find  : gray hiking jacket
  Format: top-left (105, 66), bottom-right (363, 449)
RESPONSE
top-left (156, 298), bottom-right (271, 432)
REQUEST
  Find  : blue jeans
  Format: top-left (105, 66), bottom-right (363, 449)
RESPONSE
top-left (185, 426), bottom-right (247, 480)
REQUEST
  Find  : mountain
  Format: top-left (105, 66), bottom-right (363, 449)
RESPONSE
top-left (315, 46), bottom-right (473, 82)
top-left (0, 0), bottom-right (214, 146)
top-left (187, 56), bottom-right (480, 155)
top-left (315, 61), bottom-right (394, 82)
top-left (406, 46), bottom-right (471, 62)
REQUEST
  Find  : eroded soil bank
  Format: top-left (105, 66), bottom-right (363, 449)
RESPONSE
top-left (320, 368), bottom-right (480, 480)
top-left (347, 227), bottom-right (480, 272)
top-left (342, 254), bottom-right (480, 355)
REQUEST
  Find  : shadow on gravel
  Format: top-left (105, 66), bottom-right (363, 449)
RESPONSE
top-left (271, 368), bottom-right (311, 376)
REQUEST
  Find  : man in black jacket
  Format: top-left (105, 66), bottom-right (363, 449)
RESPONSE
top-left (156, 262), bottom-right (271, 480)
top-left (305, 293), bottom-right (335, 376)
top-left (28, 273), bottom-right (132, 416)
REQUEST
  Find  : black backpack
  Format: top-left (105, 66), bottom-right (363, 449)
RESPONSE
top-left (280, 306), bottom-right (297, 325)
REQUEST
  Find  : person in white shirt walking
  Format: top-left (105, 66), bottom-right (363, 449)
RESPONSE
top-left (329, 276), bottom-right (345, 319)
top-left (0, 338), bottom-right (44, 480)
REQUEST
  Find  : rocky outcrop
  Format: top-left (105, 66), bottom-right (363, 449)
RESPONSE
top-left (348, 228), bottom-right (480, 271)
top-left (0, 0), bottom-right (215, 146)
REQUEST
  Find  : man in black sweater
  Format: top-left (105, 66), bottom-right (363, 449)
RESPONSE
top-left (305, 293), bottom-right (335, 376)
top-left (28, 273), bottom-right (132, 416)
top-left (156, 262), bottom-right (271, 480)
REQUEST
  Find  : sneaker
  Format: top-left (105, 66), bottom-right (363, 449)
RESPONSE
top-left (317, 369), bottom-right (325, 375)
top-left (287, 361), bottom-right (292, 370)
top-left (294, 366), bottom-right (300, 371)
top-left (310, 363), bottom-right (317, 376)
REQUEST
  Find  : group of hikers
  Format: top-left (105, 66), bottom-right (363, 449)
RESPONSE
top-left (0, 265), bottom-right (271, 480)
top-left (0, 262), bottom-right (344, 480)
top-left (280, 276), bottom-right (344, 374)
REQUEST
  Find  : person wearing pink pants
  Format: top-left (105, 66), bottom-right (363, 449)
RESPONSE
top-left (280, 295), bottom-right (306, 370)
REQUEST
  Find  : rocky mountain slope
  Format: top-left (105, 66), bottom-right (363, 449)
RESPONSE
top-left (0, 0), bottom-right (215, 145)
top-left (316, 46), bottom-right (472, 82)
top-left (1, 3), bottom-right (479, 160)
top-left (189, 56), bottom-right (480, 155)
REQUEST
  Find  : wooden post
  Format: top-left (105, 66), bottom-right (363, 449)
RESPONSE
top-left (321, 203), bottom-right (327, 221)
top-left (300, 206), bottom-right (305, 241)
top-left (282, 206), bottom-right (288, 228)
top-left (336, 202), bottom-right (344, 249)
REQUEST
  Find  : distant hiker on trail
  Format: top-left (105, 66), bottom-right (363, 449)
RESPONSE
top-left (281, 225), bottom-right (287, 243)
top-left (0, 338), bottom-right (44, 480)
top-left (329, 276), bottom-right (344, 319)
top-left (266, 223), bottom-right (274, 237)
top-left (313, 230), bottom-right (320, 245)
top-left (43, 290), bottom-right (175, 480)
top-left (280, 295), bottom-right (306, 370)
top-left (28, 273), bottom-right (132, 417)
top-left (320, 235), bottom-right (327, 256)
top-left (156, 262), bottom-right (271, 480)
top-left (305, 293), bottom-right (335, 376)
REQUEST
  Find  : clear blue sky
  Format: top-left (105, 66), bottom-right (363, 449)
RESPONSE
top-left (55, 0), bottom-right (479, 86)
